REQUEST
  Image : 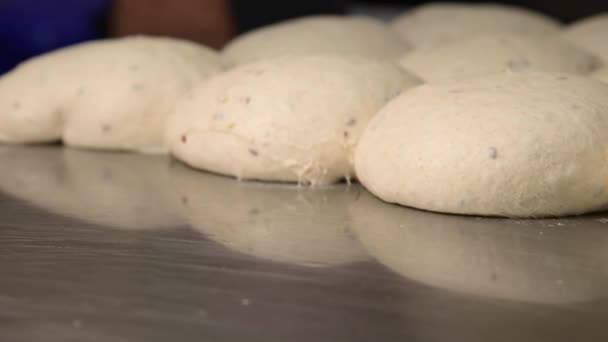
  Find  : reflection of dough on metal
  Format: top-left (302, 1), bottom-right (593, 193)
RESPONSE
top-left (0, 146), bottom-right (181, 229)
top-left (350, 190), bottom-right (608, 304)
top-left (169, 163), bottom-right (369, 267)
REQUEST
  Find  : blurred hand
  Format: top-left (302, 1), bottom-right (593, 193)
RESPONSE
top-left (110, 0), bottom-right (235, 49)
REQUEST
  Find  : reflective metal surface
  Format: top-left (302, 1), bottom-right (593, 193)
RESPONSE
top-left (1, 146), bottom-right (608, 342)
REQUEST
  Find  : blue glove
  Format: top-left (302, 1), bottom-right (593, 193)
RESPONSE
top-left (0, 0), bottom-right (109, 74)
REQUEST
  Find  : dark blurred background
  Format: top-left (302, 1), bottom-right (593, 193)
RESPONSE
top-left (0, 0), bottom-right (605, 74)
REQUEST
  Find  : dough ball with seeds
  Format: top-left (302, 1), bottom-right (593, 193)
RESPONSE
top-left (222, 15), bottom-right (411, 66)
top-left (0, 36), bottom-right (222, 153)
top-left (167, 55), bottom-right (421, 185)
top-left (562, 14), bottom-right (608, 63)
top-left (390, 3), bottom-right (561, 49)
top-left (398, 34), bottom-right (600, 82)
top-left (356, 71), bottom-right (608, 217)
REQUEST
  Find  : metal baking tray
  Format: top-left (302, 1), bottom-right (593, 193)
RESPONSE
top-left (1, 145), bottom-right (607, 342)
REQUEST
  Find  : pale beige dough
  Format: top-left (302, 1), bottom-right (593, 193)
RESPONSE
top-left (167, 55), bottom-right (421, 185)
top-left (169, 162), bottom-right (369, 267)
top-left (391, 2), bottom-right (561, 49)
top-left (355, 71), bottom-right (608, 217)
top-left (399, 33), bottom-right (601, 82)
top-left (594, 67), bottom-right (608, 83)
top-left (350, 189), bottom-right (608, 303)
top-left (222, 15), bottom-right (411, 66)
top-left (562, 14), bottom-right (608, 63)
top-left (0, 36), bottom-right (222, 153)
top-left (0, 146), bottom-right (181, 229)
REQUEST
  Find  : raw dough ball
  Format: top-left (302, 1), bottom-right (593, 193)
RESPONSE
top-left (399, 34), bottom-right (600, 82)
top-left (169, 162), bottom-right (369, 267)
top-left (222, 15), bottom-right (411, 66)
top-left (167, 55), bottom-right (421, 185)
top-left (562, 14), bottom-right (608, 63)
top-left (391, 3), bottom-right (561, 49)
top-left (0, 146), bottom-right (181, 229)
top-left (349, 190), bottom-right (608, 304)
top-left (355, 71), bottom-right (608, 217)
top-left (0, 36), bottom-right (222, 153)
top-left (594, 67), bottom-right (608, 83)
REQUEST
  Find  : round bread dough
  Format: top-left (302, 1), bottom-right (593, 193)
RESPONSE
top-left (399, 33), bottom-right (600, 82)
top-left (349, 190), bottom-right (608, 304)
top-left (355, 71), bottom-right (608, 217)
top-left (594, 67), bottom-right (608, 83)
top-left (167, 55), bottom-right (421, 185)
top-left (222, 15), bottom-right (411, 66)
top-left (0, 146), bottom-right (181, 229)
top-left (390, 3), bottom-right (561, 49)
top-left (169, 162), bottom-right (369, 267)
top-left (0, 36), bottom-right (222, 153)
top-left (562, 14), bottom-right (608, 63)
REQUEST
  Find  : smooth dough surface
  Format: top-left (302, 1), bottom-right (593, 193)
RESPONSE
top-left (167, 55), bottom-right (421, 185)
top-left (349, 190), bottom-right (608, 304)
top-left (562, 14), bottom-right (608, 63)
top-left (355, 71), bottom-right (608, 217)
top-left (222, 15), bottom-right (411, 66)
top-left (169, 162), bottom-right (369, 267)
top-left (594, 67), bottom-right (608, 83)
top-left (399, 33), bottom-right (600, 82)
top-left (390, 3), bottom-right (561, 49)
top-left (0, 146), bottom-right (181, 229)
top-left (0, 36), bottom-right (222, 153)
